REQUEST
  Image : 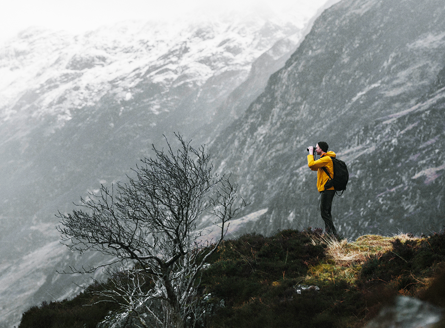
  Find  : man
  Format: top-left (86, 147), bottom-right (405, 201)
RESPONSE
top-left (307, 142), bottom-right (338, 236)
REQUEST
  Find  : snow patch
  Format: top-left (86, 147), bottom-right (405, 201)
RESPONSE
top-left (287, 211), bottom-right (295, 223)
top-left (412, 163), bottom-right (445, 184)
top-left (196, 208), bottom-right (268, 244)
top-left (0, 241), bottom-right (67, 326)
top-left (382, 91), bottom-right (445, 124)
top-left (376, 184), bottom-right (405, 198)
top-left (420, 136), bottom-right (439, 148)
top-left (337, 145), bottom-right (376, 163)
top-left (401, 122), bottom-right (419, 134)
top-left (349, 0), bottom-right (375, 16)
top-left (349, 82), bottom-right (381, 104)
top-left (408, 32), bottom-right (445, 49)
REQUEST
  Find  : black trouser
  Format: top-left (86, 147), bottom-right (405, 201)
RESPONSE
top-left (320, 190), bottom-right (337, 235)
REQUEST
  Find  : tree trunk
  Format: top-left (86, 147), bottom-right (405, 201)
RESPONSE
top-left (163, 275), bottom-right (185, 328)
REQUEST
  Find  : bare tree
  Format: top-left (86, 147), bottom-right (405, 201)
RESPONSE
top-left (57, 134), bottom-right (244, 328)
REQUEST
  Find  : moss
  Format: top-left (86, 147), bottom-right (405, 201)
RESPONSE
top-left (19, 229), bottom-right (445, 328)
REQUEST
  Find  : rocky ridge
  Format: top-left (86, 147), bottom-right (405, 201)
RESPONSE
top-left (209, 0), bottom-right (445, 239)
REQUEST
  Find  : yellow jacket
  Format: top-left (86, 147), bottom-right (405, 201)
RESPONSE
top-left (307, 151), bottom-right (336, 192)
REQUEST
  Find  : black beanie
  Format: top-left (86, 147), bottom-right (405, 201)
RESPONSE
top-left (318, 141), bottom-right (329, 153)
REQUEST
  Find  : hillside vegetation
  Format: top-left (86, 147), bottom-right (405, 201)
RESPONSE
top-left (19, 228), bottom-right (445, 327)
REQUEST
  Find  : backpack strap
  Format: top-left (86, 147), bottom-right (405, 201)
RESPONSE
top-left (321, 166), bottom-right (332, 179)
top-left (321, 157), bottom-right (334, 180)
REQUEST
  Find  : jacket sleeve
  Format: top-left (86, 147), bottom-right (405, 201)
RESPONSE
top-left (307, 155), bottom-right (318, 171)
top-left (307, 155), bottom-right (330, 170)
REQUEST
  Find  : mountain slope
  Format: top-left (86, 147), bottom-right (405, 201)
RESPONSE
top-left (210, 0), bottom-right (445, 239)
top-left (0, 13), bottom-right (308, 327)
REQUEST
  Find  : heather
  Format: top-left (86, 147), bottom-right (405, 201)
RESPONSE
top-left (19, 229), bottom-right (445, 328)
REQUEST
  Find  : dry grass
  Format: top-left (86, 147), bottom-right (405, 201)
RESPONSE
top-left (306, 233), bottom-right (423, 285)
top-left (311, 233), bottom-right (419, 265)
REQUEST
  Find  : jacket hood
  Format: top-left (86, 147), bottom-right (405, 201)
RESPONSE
top-left (323, 151), bottom-right (336, 158)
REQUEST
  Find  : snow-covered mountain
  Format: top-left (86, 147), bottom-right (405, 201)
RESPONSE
top-left (0, 9), bottom-right (318, 326)
top-left (210, 0), bottom-right (445, 239)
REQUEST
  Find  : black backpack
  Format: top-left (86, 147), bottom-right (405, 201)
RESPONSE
top-left (322, 157), bottom-right (349, 194)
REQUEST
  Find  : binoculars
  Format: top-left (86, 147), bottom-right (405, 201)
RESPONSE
top-left (306, 146), bottom-right (316, 152)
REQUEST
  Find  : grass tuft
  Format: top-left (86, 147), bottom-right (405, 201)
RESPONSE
top-left (18, 228), bottom-right (445, 328)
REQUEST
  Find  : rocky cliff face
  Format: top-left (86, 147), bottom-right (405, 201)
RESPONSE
top-left (210, 0), bottom-right (445, 239)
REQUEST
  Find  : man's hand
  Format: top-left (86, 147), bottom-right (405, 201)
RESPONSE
top-left (307, 146), bottom-right (314, 155)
